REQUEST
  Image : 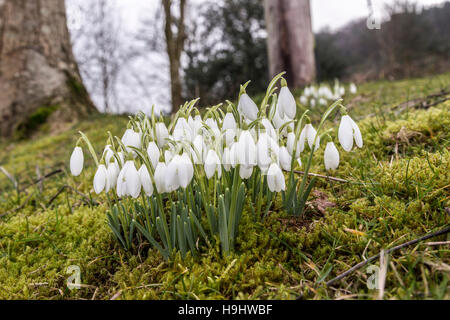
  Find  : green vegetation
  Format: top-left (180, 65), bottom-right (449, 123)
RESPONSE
top-left (0, 74), bottom-right (449, 300)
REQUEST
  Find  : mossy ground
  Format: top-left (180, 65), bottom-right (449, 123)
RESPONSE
top-left (0, 74), bottom-right (449, 300)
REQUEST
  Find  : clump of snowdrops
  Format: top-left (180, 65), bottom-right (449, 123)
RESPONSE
top-left (69, 73), bottom-right (363, 260)
top-left (299, 80), bottom-right (357, 109)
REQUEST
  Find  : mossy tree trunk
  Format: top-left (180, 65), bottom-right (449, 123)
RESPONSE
top-left (264, 0), bottom-right (316, 87)
top-left (0, 0), bottom-right (95, 137)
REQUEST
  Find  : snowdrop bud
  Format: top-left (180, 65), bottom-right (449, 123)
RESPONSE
top-left (279, 85), bottom-right (297, 119)
top-left (70, 146), bottom-right (84, 176)
top-left (267, 163), bottom-right (286, 192)
top-left (224, 129), bottom-right (236, 146)
top-left (179, 153), bottom-right (194, 188)
top-left (125, 161), bottom-right (141, 199)
top-left (261, 118), bottom-right (277, 140)
top-left (310, 99), bottom-right (316, 108)
top-left (154, 162), bottom-right (167, 193)
top-left (279, 146), bottom-right (292, 171)
top-left (324, 142), bottom-right (340, 170)
top-left (93, 164), bottom-right (107, 194)
top-left (138, 165), bottom-right (153, 196)
top-left (222, 113), bottom-right (237, 131)
top-left (204, 149), bottom-right (221, 179)
top-left (238, 93), bottom-right (258, 121)
top-left (146, 141), bottom-right (160, 169)
top-left (116, 161), bottom-right (130, 197)
top-left (350, 83), bottom-right (357, 94)
top-left (166, 156), bottom-right (181, 192)
top-left (338, 115), bottom-right (363, 152)
top-left (155, 122), bottom-right (169, 147)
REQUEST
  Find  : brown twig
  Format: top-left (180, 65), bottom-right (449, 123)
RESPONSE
top-left (19, 169), bottom-right (63, 192)
top-left (294, 170), bottom-right (348, 183)
top-left (325, 225), bottom-right (450, 287)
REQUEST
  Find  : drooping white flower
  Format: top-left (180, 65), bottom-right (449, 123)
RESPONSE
top-left (154, 162), bottom-right (167, 193)
top-left (267, 163), bottom-right (286, 192)
top-left (338, 115), bottom-right (363, 152)
top-left (261, 118), bottom-right (277, 140)
top-left (350, 83), bottom-right (357, 94)
top-left (279, 146), bottom-right (292, 171)
top-left (239, 165), bottom-right (253, 179)
top-left (106, 161), bottom-right (119, 192)
top-left (222, 113), bottom-right (237, 131)
top-left (125, 161), bottom-right (141, 198)
top-left (103, 145), bottom-right (114, 164)
top-left (257, 133), bottom-right (279, 172)
top-left (146, 141), bottom-right (160, 169)
top-left (192, 135), bottom-right (206, 164)
top-left (299, 124), bottom-right (320, 152)
top-left (155, 122), bottom-right (169, 147)
top-left (93, 164), bottom-right (107, 194)
top-left (70, 146), bottom-right (84, 176)
top-left (299, 95), bottom-right (308, 105)
top-left (177, 153), bottom-right (194, 189)
top-left (173, 117), bottom-right (193, 142)
top-left (166, 156), bottom-right (181, 192)
top-left (204, 149), bottom-right (222, 179)
top-left (278, 86), bottom-right (297, 119)
top-left (287, 132), bottom-right (301, 158)
top-left (138, 165), bottom-right (153, 196)
top-left (237, 130), bottom-right (257, 167)
top-left (222, 147), bottom-right (232, 172)
top-left (324, 142), bottom-right (340, 170)
top-left (122, 129), bottom-right (141, 153)
top-left (224, 128), bottom-right (236, 146)
top-left (237, 93), bottom-right (258, 121)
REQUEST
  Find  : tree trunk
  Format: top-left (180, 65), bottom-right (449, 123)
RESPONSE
top-left (0, 0), bottom-right (95, 137)
top-left (264, 0), bottom-right (315, 88)
top-left (162, 0), bottom-right (186, 114)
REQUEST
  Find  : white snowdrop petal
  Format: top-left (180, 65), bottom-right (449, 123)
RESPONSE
top-left (93, 165), bottom-right (107, 194)
top-left (324, 142), bottom-right (340, 170)
top-left (279, 87), bottom-right (297, 119)
top-left (70, 147), bottom-right (84, 176)
top-left (338, 115), bottom-right (354, 152)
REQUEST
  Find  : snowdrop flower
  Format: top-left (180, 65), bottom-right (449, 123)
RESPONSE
top-left (222, 112), bottom-right (237, 131)
top-left (267, 163), bottom-right (286, 192)
top-left (257, 133), bottom-right (278, 172)
top-left (279, 146), bottom-right (292, 171)
top-left (70, 146), bottom-right (84, 176)
top-left (237, 130), bottom-right (257, 167)
top-left (93, 164), bottom-right (107, 194)
top-left (319, 98), bottom-right (327, 106)
top-left (278, 83), bottom-right (297, 119)
top-left (122, 129), bottom-right (141, 153)
top-left (350, 83), bottom-right (357, 94)
top-left (164, 149), bottom-right (174, 165)
top-left (299, 95), bottom-right (308, 105)
top-left (222, 147), bottom-right (232, 172)
top-left (304, 87), bottom-right (311, 97)
top-left (237, 93), bottom-right (258, 121)
top-left (261, 118), bottom-right (277, 140)
top-left (224, 129), bottom-right (236, 146)
top-left (177, 153), bottom-right (194, 189)
top-left (173, 117), bottom-right (193, 142)
top-left (299, 123), bottom-right (320, 152)
top-left (117, 160), bottom-right (141, 198)
top-left (146, 141), bottom-right (160, 169)
top-left (154, 162), bottom-right (168, 193)
top-left (239, 165), bottom-right (253, 179)
top-left (103, 145), bottom-right (114, 164)
top-left (205, 118), bottom-right (219, 130)
top-left (310, 99), bottom-right (316, 108)
top-left (106, 161), bottom-right (119, 192)
top-left (138, 165), bottom-right (153, 196)
top-left (204, 149), bottom-right (222, 179)
top-left (155, 122), bottom-right (169, 147)
top-left (324, 142), bottom-right (340, 171)
top-left (287, 132), bottom-right (301, 158)
top-left (338, 115), bottom-right (363, 152)
top-left (192, 135), bottom-right (206, 164)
